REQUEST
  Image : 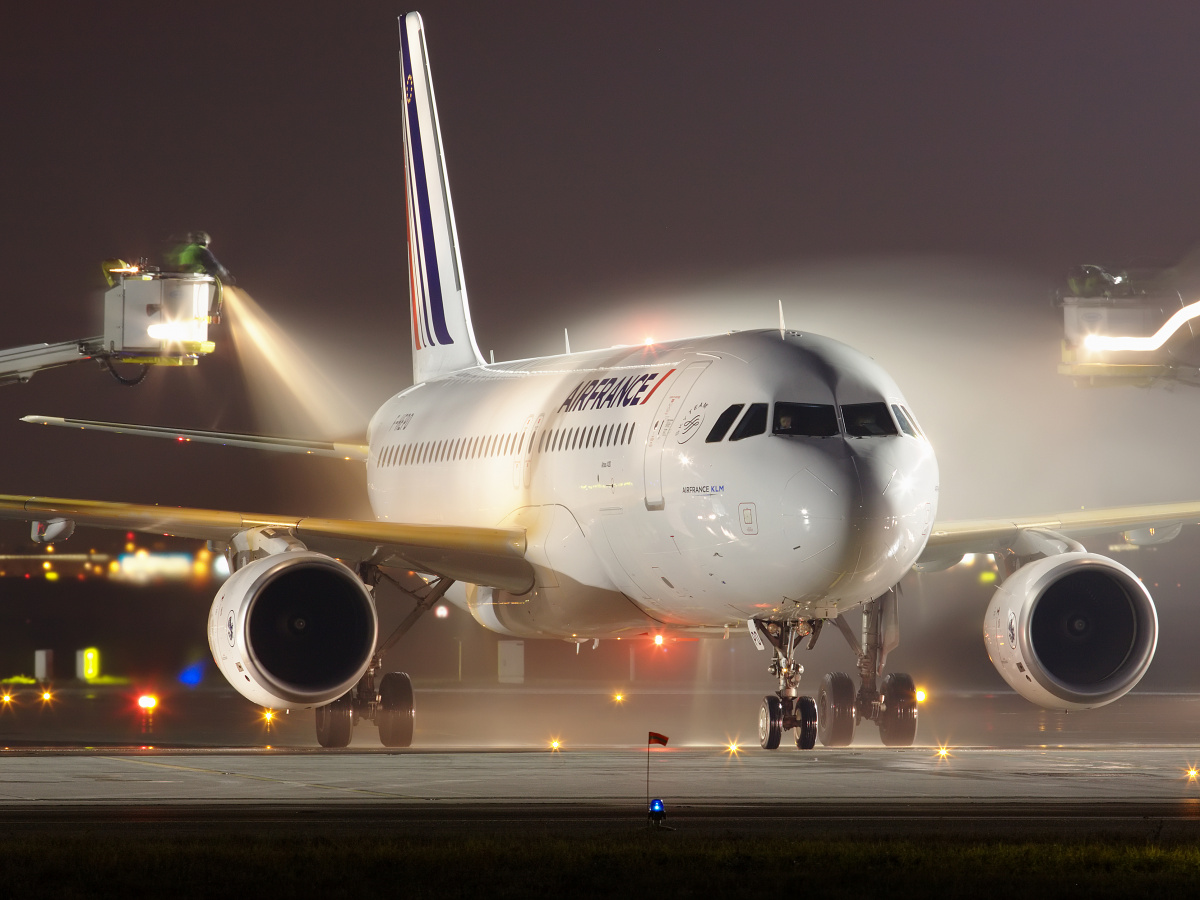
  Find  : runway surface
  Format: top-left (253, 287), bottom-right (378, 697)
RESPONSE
top-left (2, 686), bottom-right (1199, 835)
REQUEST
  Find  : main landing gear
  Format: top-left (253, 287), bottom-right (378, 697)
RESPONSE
top-left (750, 589), bottom-right (918, 750)
top-left (314, 571), bottom-right (453, 749)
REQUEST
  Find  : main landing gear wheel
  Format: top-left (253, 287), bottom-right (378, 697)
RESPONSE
top-left (758, 695), bottom-right (782, 750)
top-left (818, 672), bottom-right (856, 747)
top-left (315, 692), bottom-right (353, 748)
top-left (877, 672), bottom-right (918, 747)
top-left (793, 695), bottom-right (817, 750)
top-left (377, 671), bottom-right (415, 748)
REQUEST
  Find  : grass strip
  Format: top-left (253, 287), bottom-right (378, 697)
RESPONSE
top-left (1, 831), bottom-right (1198, 897)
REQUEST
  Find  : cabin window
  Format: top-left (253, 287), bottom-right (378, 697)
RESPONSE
top-left (843, 402), bottom-right (898, 437)
top-left (773, 402), bottom-right (840, 438)
top-left (729, 403), bottom-right (768, 441)
top-left (705, 404), bottom-right (744, 442)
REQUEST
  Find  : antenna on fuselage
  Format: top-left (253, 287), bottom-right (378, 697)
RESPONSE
top-left (489, 349), bottom-right (494, 364)
top-left (564, 328), bottom-right (571, 355)
top-left (778, 299), bottom-right (786, 338)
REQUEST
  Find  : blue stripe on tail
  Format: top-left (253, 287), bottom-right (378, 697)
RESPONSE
top-left (400, 24), bottom-right (455, 347)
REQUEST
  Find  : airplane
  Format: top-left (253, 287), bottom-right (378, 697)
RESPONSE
top-left (1, 11), bottom-right (1192, 751)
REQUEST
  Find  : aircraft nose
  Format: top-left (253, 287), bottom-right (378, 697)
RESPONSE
top-left (780, 440), bottom-right (922, 598)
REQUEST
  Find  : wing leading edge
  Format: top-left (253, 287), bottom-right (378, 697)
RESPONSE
top-left (0, 494), bottom-right (533, 592)
top-left (918, 500), bottom-right (1200, 569)
top-left (21, 415), bottom-right (369, 461)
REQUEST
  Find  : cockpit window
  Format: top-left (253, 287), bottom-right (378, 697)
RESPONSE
top-left (890, 404), bottom-right (917, 438)
top-left (729, 403), bottom-right (768, 440)
top-left (842, 402), bottom-right (898, 437)
top-left (900, 405), bottom-right (925, 438)
top-left (773, 402), bottom-right (839, 437)
top-left (705, 404), bottom-right (744, 443)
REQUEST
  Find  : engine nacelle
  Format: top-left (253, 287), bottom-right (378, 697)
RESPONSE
top-left (984, 552), bottom-right (1157, 710)
top-left (208, 551), bottom-right (378, 709)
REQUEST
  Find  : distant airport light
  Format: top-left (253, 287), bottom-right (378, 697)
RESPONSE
top-left (263, 709), bottom-right (275, 723)
top-left (40, 690), bottom-right (52, 702)
top-left (725, 740), bottom-right (741, 757)
top-left (653, 634), bottom-right (664, 647)
top-left (435, 605), bottom-right (449, 619)
top-left (137, 694), bottom-right (157, 710)
top-left (1, 693), bottom-right (11, 704)
top-left (178, 660), bottom-right (205, 686)
top-left (936, 745), bottom-right (951, 759)
top-left (614, 693), bottom-right (624, 703)
top-left (550, 738), bottom-right (561, 751)
top-left (644, 337), bottom-right (654, 346)
top-left (1188, 767), bottom-right (1198, 782)
top-left (915, 688), bottom-right (927, 703)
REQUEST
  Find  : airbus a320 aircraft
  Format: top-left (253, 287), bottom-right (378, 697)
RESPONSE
top-left (4, 12), bottom-right (1194, 750)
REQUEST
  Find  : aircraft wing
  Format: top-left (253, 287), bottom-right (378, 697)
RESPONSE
top-left (21, 415), bottom-right (369, 461)
top-left (917, 500), bottom-right (1200, 568)
top-left (0, 494), bottom-right (533, 592)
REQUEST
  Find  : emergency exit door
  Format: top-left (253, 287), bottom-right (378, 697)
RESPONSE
top-left (642, 362), bottom-right (710, 510)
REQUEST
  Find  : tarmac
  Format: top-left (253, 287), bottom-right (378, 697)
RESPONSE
top-left (1, 686), bottom-right (1199, 836)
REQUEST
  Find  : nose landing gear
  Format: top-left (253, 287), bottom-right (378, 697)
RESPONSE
top-left (750, 589), bottom-right (918, 750)
top-left (750, 618), bottom-right (819, 750)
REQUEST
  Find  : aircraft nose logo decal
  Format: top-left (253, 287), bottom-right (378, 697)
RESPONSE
top-left (676, 402), bottom-right (707, 443)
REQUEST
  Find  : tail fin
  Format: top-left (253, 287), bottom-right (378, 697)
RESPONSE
top-left (399, 12), bottom-right (485, 382)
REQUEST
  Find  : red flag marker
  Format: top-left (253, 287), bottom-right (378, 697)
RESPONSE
top-left (648, 732), bottom-right (669, 746)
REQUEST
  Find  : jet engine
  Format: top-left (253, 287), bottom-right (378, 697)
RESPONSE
top-left (983, 552), bottom-right (1157, 710)
top-left (207, 551), bottom-right (378, 709)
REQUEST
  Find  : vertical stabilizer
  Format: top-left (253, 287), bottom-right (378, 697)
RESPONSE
top-left (399, 12), bottom-right (485, 382)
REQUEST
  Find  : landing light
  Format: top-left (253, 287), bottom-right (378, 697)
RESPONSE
top-left (137, 694), bottom-right (157, 710)
top-left (654, 634), bottom-right (664, 647)
top-left (915, 689), bottom-right (927, 703)
top-left (434, 605), bottom-right (448, 619)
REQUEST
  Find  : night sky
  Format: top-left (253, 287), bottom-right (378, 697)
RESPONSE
top-left (4, 3), bottom-right (1200, 527)
top-left (6, 2), bottom-right (1200, 691)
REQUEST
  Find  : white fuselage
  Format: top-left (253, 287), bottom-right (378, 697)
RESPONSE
top-left (365, 330), bottom-right (940, 639)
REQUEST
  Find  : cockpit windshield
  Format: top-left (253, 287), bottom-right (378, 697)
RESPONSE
top-left (772, 402), bottom-right (839, 437)
top-left (842, 402), bottom-right (898, 437)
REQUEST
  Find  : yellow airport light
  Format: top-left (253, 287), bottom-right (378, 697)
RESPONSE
top-left (81, 648), bottom-right (100, 681)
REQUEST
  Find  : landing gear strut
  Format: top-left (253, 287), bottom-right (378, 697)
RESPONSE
top-left (749, 589), bottom-right (918, 750)
top-left (749, 618), bottom-right (819, 750)
top-left (313, 570), bottom-right (452, 749)
top-left (826, 589), bottom-right (917, 747)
